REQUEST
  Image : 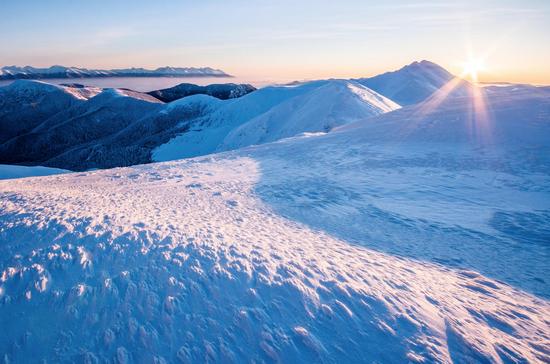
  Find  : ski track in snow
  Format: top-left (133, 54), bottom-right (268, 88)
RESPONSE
top-left (1, 138), bottom-right (549, 362)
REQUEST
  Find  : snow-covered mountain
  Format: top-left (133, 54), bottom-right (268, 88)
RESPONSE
top-left (219, 80), bottom-right (399, 151)
top-left (44, 95), bottom-right (221, 171)
top-left (0, 79), bottom-right (398, 170)
top-left (0, 83), bottom-right (548, 362)
top-left (153, 79), bottom-right (399, 161)
top-left (0, 65), bottom-right (230, 80)
top-left (148, 83), bottom-right (256, 102)
top-left (0, 80), bottom-right (101, 144)
top-left (0, 85), bottom-right (164, 168)
top-left (0, 64), bottom-right (542, 172)
top-left (340, 84), bottom-right (550, 146)
top-left (356, 60), bottom-right (469, 105)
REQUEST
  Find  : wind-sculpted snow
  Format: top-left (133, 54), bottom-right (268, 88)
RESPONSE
top-left (1, 87), bottom-right (549, 362)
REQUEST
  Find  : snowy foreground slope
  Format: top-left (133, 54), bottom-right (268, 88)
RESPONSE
top-left (1, 86), bottom-right (549, 362)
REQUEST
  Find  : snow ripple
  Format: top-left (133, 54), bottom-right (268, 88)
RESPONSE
top-left (0, 156), bottom-right (548, 363)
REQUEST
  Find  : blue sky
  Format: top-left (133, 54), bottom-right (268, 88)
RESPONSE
top-left (1, 0), bottom-right (549, 83)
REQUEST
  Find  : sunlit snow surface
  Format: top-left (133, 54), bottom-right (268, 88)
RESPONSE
top-left (0, 87), bottom-right (549, 362)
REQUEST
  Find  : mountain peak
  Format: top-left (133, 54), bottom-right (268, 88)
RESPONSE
top-left (356, 60), bottom-right (455, 105)
top-left (402, 60), bottom-right (451, 74)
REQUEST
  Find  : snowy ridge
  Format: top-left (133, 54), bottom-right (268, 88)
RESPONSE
top-left (152, 79), bottom-right (399, 161)
top-left (93, 87), bottom-right (163, 103)
top-left (219, 80), bottom-right (399, 151)
top-left (0, 81), bottom-right (238, 170)
top-left (0, 83), bottom-right (165, 169)
top-left (2, 79), bottom-right (102, 100)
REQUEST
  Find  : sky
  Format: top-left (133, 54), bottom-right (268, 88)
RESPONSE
top-left (1, 0), bottom-right (549, 84)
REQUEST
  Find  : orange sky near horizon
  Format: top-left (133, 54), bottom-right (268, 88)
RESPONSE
top-left (2, 1), bottom-right (549, 85)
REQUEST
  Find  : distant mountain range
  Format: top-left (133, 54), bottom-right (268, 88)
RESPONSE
top-left (0, 65), bottom-right (231, 80)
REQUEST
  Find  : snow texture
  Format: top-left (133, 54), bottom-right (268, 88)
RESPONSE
top-left (0, 84), bottom-right (549, 363)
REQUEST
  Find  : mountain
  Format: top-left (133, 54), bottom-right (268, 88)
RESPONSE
top-left (0, 83), bottom-right (548, 362)
top-left (0, 80), bottom-right (101, 143)
top-left (0, 65), bottom-right (231, 80)
top-left (0, 79), bottom-right (398, 171)
top-left (356, 60), bottom-right (468, 105)
top-left (44, 95), bottom-right (221, 170)
top-left (147, 83), bottom-right (256, 102)
top-left (0, 86), bottom-right (164, 168)
top-left (219, 80), bottom-right (399, 151)
top-left (1, 69), bottom-right (539, 172)
top-left (152, 79), bottom-right (399, 161)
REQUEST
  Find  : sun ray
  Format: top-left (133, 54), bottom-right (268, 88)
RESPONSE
top-left (393, 74), bottom-right (493, 146)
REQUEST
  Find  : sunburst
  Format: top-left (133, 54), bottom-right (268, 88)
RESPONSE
top-left (460, 57), bottom-right (486, 83)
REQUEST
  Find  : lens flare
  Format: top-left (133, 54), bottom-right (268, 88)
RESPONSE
top-left (461, 58), bottom-right (486, 83)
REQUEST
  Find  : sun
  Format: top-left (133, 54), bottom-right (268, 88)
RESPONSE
top-left (461, 58), bottom-right (486, 83)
